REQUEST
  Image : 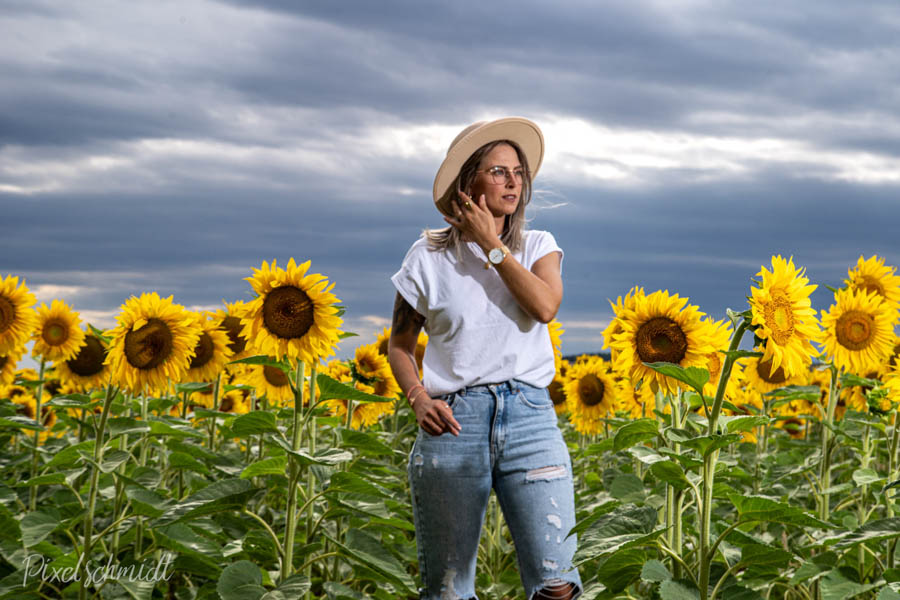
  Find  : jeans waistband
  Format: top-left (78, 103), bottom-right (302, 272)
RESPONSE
top-left (454, 379), bottom-right (520, 397)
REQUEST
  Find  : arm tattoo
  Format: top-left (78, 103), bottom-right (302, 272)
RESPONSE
top-left (392, 292), bottom-right (425, 336)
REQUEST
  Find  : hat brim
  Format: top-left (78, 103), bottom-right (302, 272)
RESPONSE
top-left (433, 117), bottom-right (544, 217)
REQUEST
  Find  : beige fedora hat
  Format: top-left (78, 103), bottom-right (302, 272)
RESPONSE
top-left (432, 117), bottom-right (544, 217)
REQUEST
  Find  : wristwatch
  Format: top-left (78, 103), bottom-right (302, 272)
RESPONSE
top-left (485, 245), bottom-right (510, 269)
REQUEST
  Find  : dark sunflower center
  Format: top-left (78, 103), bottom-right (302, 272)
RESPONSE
top-left (219, 396), bottom-right (235, 412)
top-left (858, 276), bottom-right (885, 298)
top-left (377, 338), bottom-right (388, 356)
top-left (18, 401), bottom-right (35, 419)
top-left (549, 379), bottom-right (565, 406)
top-left (263, 365), bottom-right (289, 387)
top-left (124, 318), bottom-right (174, 370)
top-left (67, 335), bottom-right (107, 377)
top-left (0, 355), bottom-right (6, 370)
top-left (635, 317), bottom-right (687, 364)
top-left (835, 310), bottom-right (875, 351)
top-left (0, 296), bottom-right (14, 334)
top-left (577, 373), bottom-right (605, 407)
top-left (262, 286), bottom-right (314, 340)
top-left (190, 332), bottom-right (215, 369)
top-left (221, 315), bottom-right (248, 355)
top-left (42, 318), bottom-right (69, 347)
top-left (757, 358), bottom-right (787, 384)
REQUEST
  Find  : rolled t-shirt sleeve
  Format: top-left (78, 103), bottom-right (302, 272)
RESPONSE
top-left (528, 230), bottom-right (564, 276)
top-left (390, 244), bottom-right (429, 317)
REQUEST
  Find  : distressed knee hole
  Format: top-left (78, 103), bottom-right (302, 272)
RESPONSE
top-left (525, 464), bottom-right (568, 482)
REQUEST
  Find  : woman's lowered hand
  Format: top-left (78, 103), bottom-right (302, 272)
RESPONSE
top-left (414, 395), bottom-right (461, 437)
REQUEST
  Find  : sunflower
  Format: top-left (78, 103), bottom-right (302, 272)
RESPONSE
top-left (726, 383), bottom-right (764, 444)
top-left (0, 344), bottom-right (24, 387)
top-left (241, 258), bottom-right (343, 364)
top-left (548, 318), bottom-right (564, 375)
top-left (106, 293), bottom-right (203, 394)
top-left (549, 358), bottom-right (571, 415)
top-left (0, 275), bottom-right (38, 355)
top-left (617, 378), bottom-right (657, 419)
top-left (743, 353), bottom-right (802, 396)
top-left (55, 329), bottom-right (110, 392)
top-left (774, 398), bottom-right (815, 439)
top-left (319, 358), bottom-right (394, 429)
top-left (749, 255), bottom-right (821, 378)
top-left (700, 318), bottom-right (734, 397)
top-left (31, 299), bottom-right (85, 362)
top-left (609, 290), bottom-right (715, 395)
top-left (835, 386), bottom-right (868, 421)
top-left (246, 363), bottom-right (294, 405)
top-left (602, 287), bottom-right (645, 368)
top-left (214, 300), bottom-right (252, 363)
top-left (11, 392), bottom-right (57, 443)
top-left (188, 384), bottom-right (217, 410)
top-left (845, 255), bottom-right (900, 318)
top-left (218, 389), bottom-right (251, 414)
top-left (375, 326), bottom-right (428, 377)
top-left (564, 356), bottom-right (617, 435)
top-left (888, 334), bottom-right (900, 374)
top-left (821, 287), bottom-right (895, 375)
top-left (354, 342), bottom-right (401, 400)
top-left (185, 312), bottom-right (233, 383)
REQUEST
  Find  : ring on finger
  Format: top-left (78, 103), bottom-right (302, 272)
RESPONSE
top-left (464, 201), bottom-right (471, 209)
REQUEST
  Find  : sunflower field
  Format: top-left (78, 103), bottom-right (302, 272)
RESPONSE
top-left (1, 254), bottom-right (900, 600)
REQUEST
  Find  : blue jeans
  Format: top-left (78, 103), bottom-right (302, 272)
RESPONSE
top-left (407, 380), bottom-right (583, 600)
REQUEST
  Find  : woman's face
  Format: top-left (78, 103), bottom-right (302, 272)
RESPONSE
top-left (468, 143), bottom-right (523, 220)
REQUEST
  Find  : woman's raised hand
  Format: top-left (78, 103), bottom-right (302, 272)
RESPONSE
top-left (444, 191), bottom-right (497, 249)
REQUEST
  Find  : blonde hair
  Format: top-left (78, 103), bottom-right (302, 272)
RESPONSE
top-left (425, 140), bottom-right (531, 255)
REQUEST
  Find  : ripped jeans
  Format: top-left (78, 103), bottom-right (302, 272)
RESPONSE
top-left (408, 380), bottom-right (583, 600)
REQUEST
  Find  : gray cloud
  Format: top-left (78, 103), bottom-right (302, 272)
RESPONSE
top-left (2, 0), bottom-right (899, 362)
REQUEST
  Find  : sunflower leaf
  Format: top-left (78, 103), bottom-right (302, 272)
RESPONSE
top-left (613, 419), bottom-right (659, 451)
top-left (0, 416), bottom-right (42, 430)
top-left (819, 518), bottom-right (900, 549)
top-left (315, 374), bottom-right (398, 405)
top-left (840, 373), bottom-right (882, 388)
top-left (231, 411), bottom-right (279, 437)
top-left (728, 494), bottom-right (831, 528)
top-left (228, 355), bottom-right (291, 372)
top-left (46, 394), bottom-right (95, 408)
top-left (338, 332), bottom-right (358, 340)
top-left (87, 323), bottom-right (112, 343)
top-left (175, 382), bottom-right (215, 393)
top-left (240, 456), bottom-right (287, 479)
top-left (642, 362), bottom-right (709, 393)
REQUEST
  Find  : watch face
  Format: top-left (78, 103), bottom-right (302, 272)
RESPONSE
top-left (489, 247), bottom-right (504, 264)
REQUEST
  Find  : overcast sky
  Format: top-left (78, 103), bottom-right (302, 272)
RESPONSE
top-left (3, 0), bottom-right (899, 366)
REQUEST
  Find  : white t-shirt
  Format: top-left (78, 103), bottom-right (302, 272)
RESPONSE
top-left (391, 230), bottom-right (564, 396)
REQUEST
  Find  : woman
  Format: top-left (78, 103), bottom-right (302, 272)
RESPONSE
top-left (388, 118), bottom-right (582, 600)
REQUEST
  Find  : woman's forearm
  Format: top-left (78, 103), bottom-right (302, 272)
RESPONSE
top-left (492, 251), bottom-right (562, 323)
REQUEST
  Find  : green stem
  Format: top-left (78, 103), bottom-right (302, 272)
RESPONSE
top-left (281, 360), bottom-right (306, 583)
top-left (304, 365), bottom-right (317, 598)
top-left (819, 366), bottom-right (839, 522)
top-left (79, 381), bottom-right (118, 600)
top-left (29, 359), bottom-right (46, 511)
top-left (699, 318), bottom-right (749, 600)
top-left (207, 373), bottom-right (222, 451)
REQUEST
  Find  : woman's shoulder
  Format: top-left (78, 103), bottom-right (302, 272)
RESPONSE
top-left (523, 229), bottom-right (558, 246)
